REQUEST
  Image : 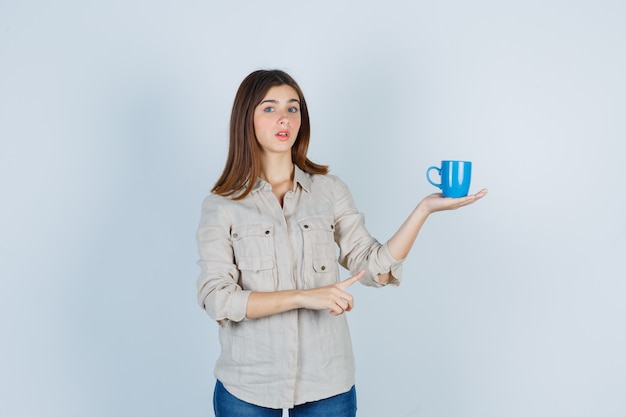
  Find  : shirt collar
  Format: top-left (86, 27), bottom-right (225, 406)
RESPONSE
top-left (293, 165), bottom-right (311, 193)
top-left (251, 177), bottom-right (267, 193)
top-left (250, 164), bottom-right (312, 194)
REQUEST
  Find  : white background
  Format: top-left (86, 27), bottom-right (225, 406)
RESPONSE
top-left (1, 1), bottom-right (625, 416)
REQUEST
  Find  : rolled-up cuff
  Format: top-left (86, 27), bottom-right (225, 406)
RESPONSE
top-left (217, 290), bottom-right (251, 327)
top-left (359, 243), bottom-right (404, 288)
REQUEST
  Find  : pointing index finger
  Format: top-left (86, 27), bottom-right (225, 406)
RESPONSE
top-left (337, 271), bottom-right (365, 290)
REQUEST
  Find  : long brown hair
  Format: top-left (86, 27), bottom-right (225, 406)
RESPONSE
top-left (212, 69), bottom-right (329, 200)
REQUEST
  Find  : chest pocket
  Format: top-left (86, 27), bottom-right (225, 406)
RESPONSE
top-left (231, 223), bottom-right (276, 291)
top-left (298, 216), bottom-right (338, 287)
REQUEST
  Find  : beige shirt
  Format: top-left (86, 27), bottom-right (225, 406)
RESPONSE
top-left (196, 166), bottom-right (403, 409)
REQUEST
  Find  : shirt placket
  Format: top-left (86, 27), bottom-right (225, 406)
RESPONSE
top-left (259, 185), bottom-right (301, 406)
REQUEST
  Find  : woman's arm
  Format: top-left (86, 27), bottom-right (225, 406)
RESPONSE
top-left (246, 271), bottom-right (365, 319)
top-left (378, 189), bottom-right (488, 284)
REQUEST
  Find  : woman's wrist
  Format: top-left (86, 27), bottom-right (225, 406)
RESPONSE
top-left (414, 200), bottom-right (433, 219)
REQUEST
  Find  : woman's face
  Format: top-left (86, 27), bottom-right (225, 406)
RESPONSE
top-left (253, 85), bottom-right (301, 156)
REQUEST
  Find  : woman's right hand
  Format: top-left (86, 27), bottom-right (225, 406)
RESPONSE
top-left (246, 271), bottom-right (365, 319)
top-left (298, 271), bottom-right (365, 316)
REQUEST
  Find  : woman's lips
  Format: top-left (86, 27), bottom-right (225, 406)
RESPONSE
top-left (275, 130), bottom-right (290, 141)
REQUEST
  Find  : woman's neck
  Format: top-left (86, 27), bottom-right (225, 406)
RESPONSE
top-left (260, 155), bottom-right (294, 207)
top-left (259, 154), bottom-right (294, 185)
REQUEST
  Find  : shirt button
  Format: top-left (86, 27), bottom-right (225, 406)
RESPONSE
top-left (303, 224), bottom-right (309, 229)
top-left (321, 265), bottom-right (326, 271)
top-left (265, 230), bottom-right (270, 235)
top-left (232, 233), bottom-right (238, 238)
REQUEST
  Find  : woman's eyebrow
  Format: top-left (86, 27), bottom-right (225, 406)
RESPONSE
top-left (259, 98), bottom-right (301, 105)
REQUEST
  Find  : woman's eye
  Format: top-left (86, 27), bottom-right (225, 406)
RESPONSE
top-left (288, 107), bottom-right (299, 113)
top-left (263, 107), bottom-right (275, 113)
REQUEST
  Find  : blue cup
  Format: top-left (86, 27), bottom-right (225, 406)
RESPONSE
top-left (426, 160), bottom-right (472, 198)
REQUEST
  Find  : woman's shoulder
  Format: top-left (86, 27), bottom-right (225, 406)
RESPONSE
top-left (304, 167), bottom-right (336, 183)
top-left (201, 191), bottom-right (230, 206)
top-left (309, 171), bottom-right (349, 190)
top-left (198, 192), bottom-right (239, 225)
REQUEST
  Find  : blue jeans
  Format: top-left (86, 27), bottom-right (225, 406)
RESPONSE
top-left (213, 380), bottom-right (357, 417)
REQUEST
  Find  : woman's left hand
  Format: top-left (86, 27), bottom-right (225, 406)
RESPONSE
top-left (418, 188), bottom-right (488, 215)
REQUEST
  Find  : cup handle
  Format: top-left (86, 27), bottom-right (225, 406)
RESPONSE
top-left (426, 166), bottom-right (442, 189)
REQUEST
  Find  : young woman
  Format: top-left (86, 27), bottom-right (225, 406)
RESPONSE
top-left (196, 69), bottom-right (487, 416)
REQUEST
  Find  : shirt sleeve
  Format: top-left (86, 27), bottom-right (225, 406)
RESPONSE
top-left (196, 195), bottom-right (251, 326)
top-left (331, 176), bottom-right (404, 287)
